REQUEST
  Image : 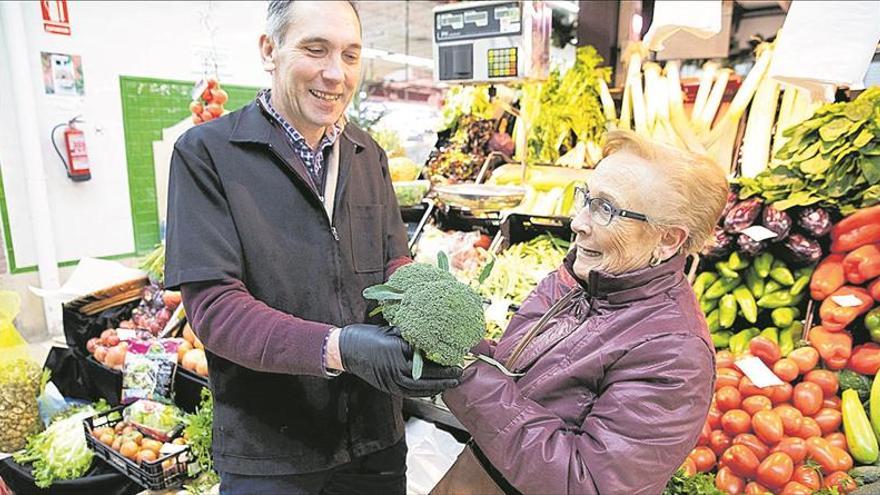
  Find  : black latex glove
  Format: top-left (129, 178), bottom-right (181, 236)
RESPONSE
top-left (339, 324), bottom-right (462, 397)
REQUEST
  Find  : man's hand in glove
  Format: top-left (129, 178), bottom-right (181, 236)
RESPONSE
top-left (325, 324), bottom-right (461, 397)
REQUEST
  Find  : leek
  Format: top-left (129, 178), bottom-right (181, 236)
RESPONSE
top-left (705, 43), bottom-right (774, 148)
top-left (619, 74), bottom-right (633, 131)
top-left (628, 53), bottom-right (649, 137)
top-left (666, 61), bottom-right (708, 154)
top-left (691, 62), bottom-right (719, 122)
top-left (695, 68), bottom-right (731, 134)
top-left (598, 78), bottom-right (617, 129)
top-left (740, 74), bottom-right (780, 178)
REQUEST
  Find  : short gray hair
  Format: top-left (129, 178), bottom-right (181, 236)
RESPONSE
top-left (266, 1), bottom-right (360, 46)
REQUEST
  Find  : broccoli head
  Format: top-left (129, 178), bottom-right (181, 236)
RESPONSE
top-left (392, 279), bottom-right (485, 367)
top-left (380, 263), bottom-right (456, 321)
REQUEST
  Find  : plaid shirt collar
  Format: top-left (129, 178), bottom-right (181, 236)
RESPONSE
top-left (257, 89), bottom-right (343, 186)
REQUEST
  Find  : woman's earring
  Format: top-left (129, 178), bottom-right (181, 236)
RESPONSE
top-left (649, 252), bottom-right (662, 267)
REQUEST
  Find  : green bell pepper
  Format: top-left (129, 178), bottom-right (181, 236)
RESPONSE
top-left (867, 307), bottom-right (880, 343)
top-left (705, 277), bottom-right (740, 300)
top-left (771, 307), bottom-right (800, 328)
top-left (779, 325), bottom-right (795, 356)
top-left (754, 252), bottom-right (774, 278)
top-left (757, 291), bottom-right (803, 309)
top-left (730, 328), bottom-right (760, 355)
top-left (760, 326), bottom-right (779, 345)
top-left (700, 297), bottom-right (719, 314)
top-left (719, 294), bottom-right (737, 329)
top-left (789, 274), bottom-right (810, 296)
top-left (706, 309), bottom-right (720, 333)
top-left (715, 262), bottom-right (740, 280)
top-left (770, 266), bottom-right (795, 286)
top-left (692, 271), bottom-right (718, 301)
top-left (712, 331), bottom-right (733, 349)
top-left (764, 279), bottom-right (783, 295)
top-left (745, 266), bottom-right (765, 299)
top-left (728, 251), bottom-right (750, 271)
top-left (733, 286), bottom-right (758, 324)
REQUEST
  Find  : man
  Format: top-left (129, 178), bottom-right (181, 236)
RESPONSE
top-left (164, 1), bottom-right (461, 493)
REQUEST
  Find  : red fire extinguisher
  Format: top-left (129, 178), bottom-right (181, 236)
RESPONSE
top-left (52, 116), bottom-right (91, 181)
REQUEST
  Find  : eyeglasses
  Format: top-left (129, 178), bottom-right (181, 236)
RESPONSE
top-left (573, 185), bottom-right (649, 226)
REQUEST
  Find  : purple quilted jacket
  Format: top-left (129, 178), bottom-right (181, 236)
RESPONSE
top-left (443, 253), bottom-right (715, 495)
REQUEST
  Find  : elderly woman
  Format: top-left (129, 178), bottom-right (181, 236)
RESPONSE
top-left (440, 130), bottom-right (730, 495)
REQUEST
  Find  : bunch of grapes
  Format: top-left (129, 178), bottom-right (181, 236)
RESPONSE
top-left (190, 78), bottom-right (229, 125)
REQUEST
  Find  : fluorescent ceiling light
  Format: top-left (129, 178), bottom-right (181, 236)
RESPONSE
top-left (362, 47), bottom-right (434, 69)
top-left (547, 1), bottom-right (579, 14)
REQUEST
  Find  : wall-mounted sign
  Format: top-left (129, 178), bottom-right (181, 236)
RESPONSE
top-left (41, 52), bottom-right (84, 96)
top-left (41, 0), bottom-right (71, 36)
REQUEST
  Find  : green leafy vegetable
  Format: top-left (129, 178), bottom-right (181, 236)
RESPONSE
top-left (521, 46), bottom-right (611, 164)
top-left (13, 406), bottom-right (101, 488)
top-left (183, 388), bottom-right (219, 494)
top-left (738, 87), bottom-right (880, 215)
top-left (663, 469), bottom-right (722, 495)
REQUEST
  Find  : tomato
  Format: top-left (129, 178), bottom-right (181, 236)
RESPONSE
top-left (473, 234), bottom-right (492, 250)
top-left (812, 408), bottom-right (842, 435)
top-left (804, 369), bottom-right (839, 397)
top-left (791, 464), bottom-right (821, 490)
top-left (708, 405), bottom-right (723, 430)
top-left (206, 102), bottom-right (223, 118)
top-left (200, 110), bottom-right (213, 122)
top-left (717, 368), bottom-right (743, 390)
top-left (767, 382), bottom-right (794, 405)
top-left (831, 446), bottom-right (853, 472)
top-left (824, 471), bottom-right (857, 493)
top-left (788, 346), bottom-right (820, 373)
top-left (697, 421), bottom-right (712, 447)
top-left (721, 409), bottom-right (752, 437)
top-left (715, 466), bottom-right (746, 495)
top-left (733, 433), bottom-right (770, 461)
top-left (206, 78), bottom-right (219, 90)
top-left (716, 386), bottom-right (742, 412)
top-left (709, 430), bottom-right (733, 457)
top-left (773, 405), bottom-right (804, 436)
top-left (756, 452), bottom-right (794, 489)
top-left (679, 456), bottom-right (697, 477)
top-left (688, 446), bottom-right (716, 473)
top-left (189, 101), bottom-right (203, 115)
top-left (742, 395), bottom-right (773, 416)
top-left (717, 350), bottom-right (735, 369)
top-left (752, 410), bottom-right (784, 445)
top-left (780, 481), bottom-right (813, 495)
top-left (210, 88), bottom-right (228, 105)
top-left (750, 336), bottom-right (782, 366)
top-left (823, 395), bottom-right (842, 411)
top-left (805, 436), bottom-right (838, 474)
top-left (722, 444), bottom-right (761, 479)
top-left (772, 358), bottom-right (800, 382)
top-left (796, 417), bottom-right (822, 439)
top-left (771, 437), bottom-right (807, 464)
top-left (792, 382), bottom-right (824, 416)
top-left (745, 481), bottom-right (770, 495)
top-left (739, 376), bottom-right (772, 398)
top-left (824, 432), bottom-right (847, 450)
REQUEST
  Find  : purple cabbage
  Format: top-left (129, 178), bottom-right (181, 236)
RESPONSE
top-left (797, 207), bottom-right (833, 238)
top-left (737, 234), bottom-right (765, 257)
top-left (723, 198), bottom-right (763, 234)
top-left (780, 233), bottom-right (823, 265)
top-left (720, 191), bottom-right (739, 219)
top-left (762, 206), bottom-right (792, 240)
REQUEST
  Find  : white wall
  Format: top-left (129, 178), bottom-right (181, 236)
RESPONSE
top-left (0, 1), bottom-right (271, 339)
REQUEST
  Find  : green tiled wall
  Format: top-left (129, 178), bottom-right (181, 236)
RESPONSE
top-left (120, 76), bottom-right (261, 254)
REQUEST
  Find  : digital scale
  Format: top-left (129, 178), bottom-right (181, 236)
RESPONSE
top-left (433, 1), bottom-right (551, 84)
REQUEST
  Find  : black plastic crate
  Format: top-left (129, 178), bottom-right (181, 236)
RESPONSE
top-left (500, 213), bottom-right (574, 247)
top-left (83, 406), bottom-right (197, 490)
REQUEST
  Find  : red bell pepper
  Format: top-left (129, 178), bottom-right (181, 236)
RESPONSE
top-left (831, 205), bottom-right (880, 253)
top-left (843, 243), bottom-right (880, 285)
top-left (811, 254), bottom-right (846, 301)
top-left (819, 286), bottom-right (873, 331)
top-left (809, 325), bottom-right (852, 370)
top-left (870, 277), bottom-right (880, 302)
top-left (848, 342), bottom-right (880, 375)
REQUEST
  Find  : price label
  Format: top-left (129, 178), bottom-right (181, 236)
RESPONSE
top-left (117, 329), bottom-right (137, 341)
top-left (735, 356), bottom-right (784, 388)
top-left (160, 442), bottom-right (187, 455)
top-left (831, 294), bottom-right (864, 307)
top-left (741, 225), bottom-right (778, 242)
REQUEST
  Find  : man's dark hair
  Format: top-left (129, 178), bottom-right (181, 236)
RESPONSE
top-left (266, 1), bottom-right (360, 46)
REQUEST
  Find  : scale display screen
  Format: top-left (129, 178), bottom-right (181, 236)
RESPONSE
top-left (435, 2), bottom-right (521, 42)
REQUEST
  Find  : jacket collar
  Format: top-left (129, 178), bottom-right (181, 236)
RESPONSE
top-left (229, 99), bottom-right (367, 150)
top-left (564, 251), bottom-right (687, 305)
